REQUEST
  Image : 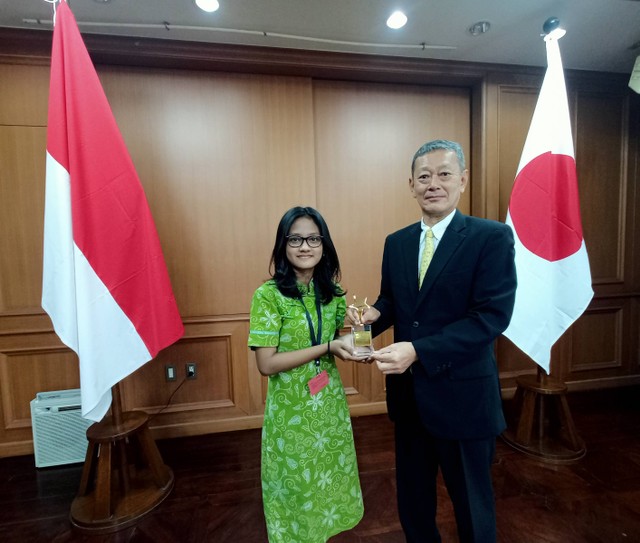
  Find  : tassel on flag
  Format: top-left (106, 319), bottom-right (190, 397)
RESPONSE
top-left (42, 0), bottom-right (184, 421)
top-left (503, 33), bottom-right (594, 374)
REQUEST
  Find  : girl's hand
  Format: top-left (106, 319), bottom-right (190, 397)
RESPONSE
top-left (330, 335), bottom-right (374, 364)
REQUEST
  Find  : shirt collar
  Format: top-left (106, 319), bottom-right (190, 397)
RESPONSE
top-left (421, 209), bottom-right (456, 239)
top-left (297, 278), bottom-right (315, 296)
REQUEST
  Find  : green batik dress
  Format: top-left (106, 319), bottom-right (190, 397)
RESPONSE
top-left (248, 279), bottom-right (364, 543)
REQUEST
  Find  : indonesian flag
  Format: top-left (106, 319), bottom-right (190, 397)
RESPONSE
top-left (42, 1), bottom-right (184, 421)
top-left (503, 37), bottom-right (593, 374)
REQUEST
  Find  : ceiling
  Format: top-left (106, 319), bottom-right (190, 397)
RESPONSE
top-left (3, 0), bottom-right (640, 75)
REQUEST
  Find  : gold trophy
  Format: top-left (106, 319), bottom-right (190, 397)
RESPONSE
top-left (349, 295), bottom-right (373, 356)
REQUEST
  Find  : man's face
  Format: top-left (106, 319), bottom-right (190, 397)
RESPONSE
top-left (409, 149), bottom-right (468, 226)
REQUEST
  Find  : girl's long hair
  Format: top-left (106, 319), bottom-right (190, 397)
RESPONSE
top-left (270, 206), bottom-right (344, 304)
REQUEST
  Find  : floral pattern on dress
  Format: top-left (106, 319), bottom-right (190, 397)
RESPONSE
top-left (248, 280), bottom-right (364, 543)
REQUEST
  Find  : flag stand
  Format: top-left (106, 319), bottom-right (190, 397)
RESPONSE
top-left (69, 383), bottom-right (174, 534)
top-left (501, 367), bottom-right (585, 464)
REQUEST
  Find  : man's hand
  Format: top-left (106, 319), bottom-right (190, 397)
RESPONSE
top-left (372, 342), bottom-right (417, 374)
top-left (346, 305), bottom-right (381, 326)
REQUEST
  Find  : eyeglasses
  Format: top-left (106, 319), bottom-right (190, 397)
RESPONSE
top-left (286, 235), bottom-right (323, 248)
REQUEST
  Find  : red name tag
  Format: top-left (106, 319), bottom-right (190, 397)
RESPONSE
top-left (308, 370), bottom-right (329, 395)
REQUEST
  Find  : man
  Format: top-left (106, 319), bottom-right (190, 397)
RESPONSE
top-left (350, 140), bottom-right (516, 542)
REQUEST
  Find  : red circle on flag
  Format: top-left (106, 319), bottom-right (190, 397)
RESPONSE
top-left (509, 152), bottom-right (583, 262)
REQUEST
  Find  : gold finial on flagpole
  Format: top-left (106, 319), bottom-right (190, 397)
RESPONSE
top-left (44, 0), bottom-right (60, 24)
top-left (542, 17), bottom-right (566, 41)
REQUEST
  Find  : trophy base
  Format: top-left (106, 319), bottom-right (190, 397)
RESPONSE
top-left (352, 325), bottom-right (373, 356)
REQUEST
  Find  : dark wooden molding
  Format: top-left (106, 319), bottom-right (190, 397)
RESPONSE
top-left (1, 27), bottom-right (632, 92)
top-left (0, 27), bottom-right (481, 83)
top-left (0, 26), bottom-right (614, 86)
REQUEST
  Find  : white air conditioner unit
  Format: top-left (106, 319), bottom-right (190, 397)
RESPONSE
top-left (30, 388), bottom-right (93, 468)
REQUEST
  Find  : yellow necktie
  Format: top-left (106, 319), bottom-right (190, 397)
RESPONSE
top-left (419, 229), bottom-right (434, 288)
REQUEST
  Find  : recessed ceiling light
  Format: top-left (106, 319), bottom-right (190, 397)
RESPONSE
top-left (387, 11), bottom-right (408, 30)
top-left (468, 21), bottom-right (491, 36)
top-left (195, 0), bottom-right (220, 13)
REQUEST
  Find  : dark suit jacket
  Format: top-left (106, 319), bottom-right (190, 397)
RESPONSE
top-left (373, 210), bottom-right (517, 440)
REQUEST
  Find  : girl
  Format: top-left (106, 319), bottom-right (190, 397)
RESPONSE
top-left (248, 206), bottom-right (364, 542)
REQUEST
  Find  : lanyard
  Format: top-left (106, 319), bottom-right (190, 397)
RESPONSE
top-left (299, 283), bottom-right (323, 373)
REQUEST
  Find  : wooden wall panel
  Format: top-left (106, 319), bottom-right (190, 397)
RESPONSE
top-left (99, 67), bottom-right (318, 317)
top-left (491, 75), bottom-right (640, 391)
top-left (0, 64), bottom-right (48, 316)
top-left (0, 347), bottom-right (79, 430)
top-left (0, 37), bottom-right (638, 456)
top-left (313, 81), bottom-right (471, 409)
top-left (120, 319), bottom-right (257, 438)
top-left (0, 126), bottom-right (47, 313)
top-left (495, 87), bottom-right (538, 223)
top-left (0, 64), bottom-right (49, 126)
top-left (563, 296), bottom-right (639, 393)
top-left (314, 81), bottom-right (471, 301)
top-left (0, 335), bottom-right (80, 457)
top-left (568, 88), bottom-right (637, 386)
top-left (575, 93), bottom-right (627, 284)
top-left (571, 303), bottom-right (623, 374)
top-left (493, 83), bottom-right (539, 387)
top-left (124, 337), bottom-right (234, 412)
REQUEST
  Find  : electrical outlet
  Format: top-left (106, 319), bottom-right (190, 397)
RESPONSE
top-left (165, 364), bottom-right (177, 381)
top-left (186, 362), bottom-right (197, 380)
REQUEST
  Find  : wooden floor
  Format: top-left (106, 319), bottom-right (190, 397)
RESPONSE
top-left (1, 385), bottom-right (639, 543)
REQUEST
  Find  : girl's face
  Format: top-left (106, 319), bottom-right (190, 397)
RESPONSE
top-left (285, 217), bottom-right (323, 281)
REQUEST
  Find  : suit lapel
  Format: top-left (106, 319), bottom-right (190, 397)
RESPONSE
top-left (416, 211), bottom-right (467, 306)
top-left (401, 223), bottom-right (421, 298)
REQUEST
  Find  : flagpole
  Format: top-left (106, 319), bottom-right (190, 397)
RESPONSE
top-left (110, 383), bottom-right (132, 496)
top-left (111, 383), bottom-right (124, 426)
top-left (501, 17), bottom-right (589, 464)
top-left (535, 367), bottom-right (546, 439)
